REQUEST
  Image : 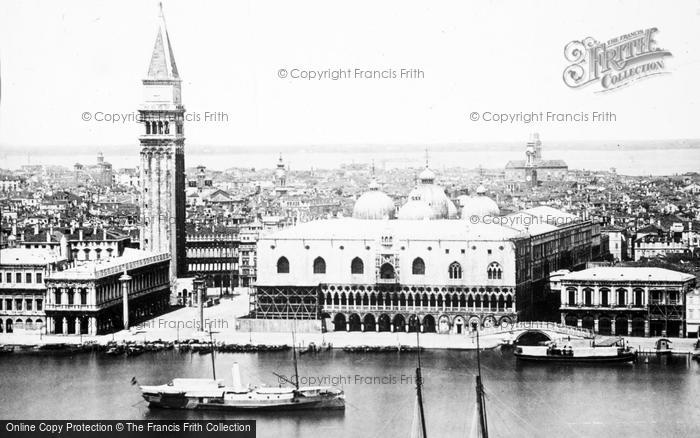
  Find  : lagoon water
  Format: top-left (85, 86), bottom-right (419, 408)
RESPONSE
top-left (1, 349), bottom-right (698, 437)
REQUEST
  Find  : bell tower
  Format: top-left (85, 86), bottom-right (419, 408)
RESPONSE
top-left (138, 3), bottom-right (186, 280)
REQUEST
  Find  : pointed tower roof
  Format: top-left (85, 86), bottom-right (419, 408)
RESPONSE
top-left (147, 3), bottom-right (179, 80)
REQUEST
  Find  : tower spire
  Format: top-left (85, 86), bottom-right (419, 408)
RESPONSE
top-left (147, 2), bottom-right (179, 80)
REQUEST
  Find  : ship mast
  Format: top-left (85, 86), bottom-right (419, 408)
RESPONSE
top-left (209, 326), bottom-right (216, 380)
top-left (415, 329), bottom-right (428, 438)
top-left (292, 331), bottom-right (300, 390)
top-left (475, 329), bottom-right (488, 438)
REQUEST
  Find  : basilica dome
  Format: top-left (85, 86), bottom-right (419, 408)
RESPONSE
top-left (352, 180), bottom-right (396, 220)
top-left (460, 185), bottom-right (500, 219)
top-left (398, 199), bottom-right (434, 220)
top-left (404, 166), bottom-right (453, 219)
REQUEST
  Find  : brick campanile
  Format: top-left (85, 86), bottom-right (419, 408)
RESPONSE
top-left (138, 3), bottom-right (186, 281)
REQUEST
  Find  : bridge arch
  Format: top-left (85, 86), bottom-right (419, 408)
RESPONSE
top-left (513, 329), bottom-right (553, 346)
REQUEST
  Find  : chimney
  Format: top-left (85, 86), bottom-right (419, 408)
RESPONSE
top-left (79, 229), bottom-right (84, 241)
top-left (34, 223), bottom-right (39, 235)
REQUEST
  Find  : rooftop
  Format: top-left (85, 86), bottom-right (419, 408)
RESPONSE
top-left (561, 267), bottom-right (695, 283)
top-left (0, 248), bottom-right (66, 266)
top-left (260, 218), bottom-right (523, 242)
top-left (48, 248), bottom-right (169, 280)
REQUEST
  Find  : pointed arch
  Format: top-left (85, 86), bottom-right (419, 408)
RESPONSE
top-left (412, 257), bottom-right (425, 275)
top-left (448, 261), bottom-right (462, 279)
top-left (487, 262), bottom-right (502, 279)
top-left (351, 257), bottom-right (364, 274)
top-left (276, 256), bottom-right (289, 273)
top-left (313, 257), bottom-right (326, 274)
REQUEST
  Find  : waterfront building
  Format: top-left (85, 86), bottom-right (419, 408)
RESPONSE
top-left (251, 167), bottom-right (599, 333)
top-left (138, 4), bottom-right (187, 281)
top-left (44, 248), bottom-right (170, 335)
top-left (558, 267), bottom-right (696, 337)
top-left (0, 248), bottom-right (68, 334)
top-left (505, 133), bottom-right (568, 183)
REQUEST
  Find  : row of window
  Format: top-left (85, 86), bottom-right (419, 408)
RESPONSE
top-left (1, 298), bottom-right (42, 311)
top-left (276, 256), bottom-right (503, 280)
top-left (1, 272), bottom-right (43, 284)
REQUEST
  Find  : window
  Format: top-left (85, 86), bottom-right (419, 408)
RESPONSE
top-left (568, 289), bottom-right (576, 305)
top-left (26, 273), bottom-right (32, 283)
top-left (36, 273), bottom-right (42, 283)
top-left (487, 262), bottom-right (502, 280)
top-left (600, 288), bottom-right (609, 307)
top-left (276, 257), bottom-right (290, 274)
top-left (5, 299), bottom-right (11, 310)
top-left (55, 290), bottom-right (61, 305)
top-left (412, 258), bottom-right (425, 275)
top-left (448, 262), bottom-right (462, 279)
top-left (313, 257), bottom-right (326, 274)
top-left (36, 300), bottom-right (42, 311)
top-left (617, 289), bottom-right (626, 306)
top-left (351, 257), bottom-right (364, 274)
top-left (16, 273), bottom-right (22, 283)
top-left (5, 273), bottom-right (10, 283)
top-left (25, 299), bottom-right (32, 311)
top-left (634, 289), bottom-right (643, 307)
top-left (15, 299), bottom-right (22, 310)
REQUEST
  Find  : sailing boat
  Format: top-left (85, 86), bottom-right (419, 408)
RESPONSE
top-left (409, 330), bottom-right (428, 438)
top-left (469, 329), bottom-right (489, 438)
top-left (140, 330), bottom-right (345, 410)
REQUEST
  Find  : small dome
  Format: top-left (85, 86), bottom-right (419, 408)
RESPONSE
top-left (353, 183), bottom-right (395, 220)
top-left (461, 192), bottom-right (500, 220)
top-left (398, 199), bottom-right (433, 220)
top-left (475, 185), bottom-right (487, 195)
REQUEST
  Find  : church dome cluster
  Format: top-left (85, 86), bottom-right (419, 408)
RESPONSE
top-left (352, 164), bottom-right (498, 221)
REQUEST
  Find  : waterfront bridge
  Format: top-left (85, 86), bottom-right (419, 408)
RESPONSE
top-left (478, 321), bottom-right (596, 342)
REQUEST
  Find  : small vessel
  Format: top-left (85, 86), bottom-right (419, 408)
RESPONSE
top-left (514, 337), bottom-right (636, 363)
top-left (140, 331), bottom-right (345, 411)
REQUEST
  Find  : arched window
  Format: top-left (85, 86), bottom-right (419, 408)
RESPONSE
top-left (448, 262), bottom-right (462, 279)
top-left (412, 258), bottom-right (425, 275)
top-left (313, 257), bottom-right (326, 274)
top-left (380, 263), bottom-right (395, 279)
top-left (487, 262), bottom-right (502, 280)
top-left (276, 256), bottom-right (289, 274)
top-left (351, 257), bottom-right (364, 274)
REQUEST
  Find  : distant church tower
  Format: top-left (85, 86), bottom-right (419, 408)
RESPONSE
top-left (274, 155), bottom-right (288, 195)
top-left (138, 3), bottom-right (186, 280)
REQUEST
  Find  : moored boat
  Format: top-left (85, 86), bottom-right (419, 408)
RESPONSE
top-left (140, 331), bottom-right (344, 411)
top-left (514, 337), bottom-right (636, 363)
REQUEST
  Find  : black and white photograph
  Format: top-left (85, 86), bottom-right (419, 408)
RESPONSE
top-left (1, 1), bottom-right (699, 437)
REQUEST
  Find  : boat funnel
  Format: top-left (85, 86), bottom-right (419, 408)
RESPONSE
top-left (231, 362), bottom-right (243, 391)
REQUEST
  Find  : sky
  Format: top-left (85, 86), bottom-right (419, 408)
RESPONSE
top-left (1, 0), bottom-right (700, 151)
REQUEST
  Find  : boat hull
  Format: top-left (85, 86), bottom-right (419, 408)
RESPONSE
top-left (143, 393), bottom-right (345, 411)
top-left (514, 351), bottom-right (637, 363)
